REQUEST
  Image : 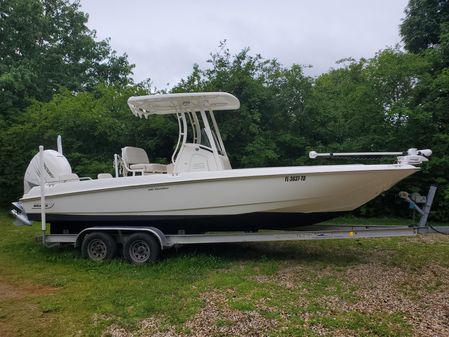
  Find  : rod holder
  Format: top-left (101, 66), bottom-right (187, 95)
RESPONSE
top-left (57, 135), bottom-right (63, 155)
top-left (39, 145), bottom-right (46, 240)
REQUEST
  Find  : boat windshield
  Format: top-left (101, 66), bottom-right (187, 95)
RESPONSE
top-left (184, 110), bottom-right (225, 156)
top-left (199, 128), bottom-right (224, 156)
top-left (200, 128), bottom-right (211, 148)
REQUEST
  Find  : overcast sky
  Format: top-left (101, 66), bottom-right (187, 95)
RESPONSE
top-left (79, 0), bottom-right (409, 89)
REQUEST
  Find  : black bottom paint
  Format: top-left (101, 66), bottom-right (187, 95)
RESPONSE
top-left (27, 212), bottom-right (346, 234)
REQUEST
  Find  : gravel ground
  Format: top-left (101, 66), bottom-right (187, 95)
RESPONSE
top-left (103, 291), bottom-right (276, 337)
top-left (103, 266), bottom-right (449, 336)
top-left (101, 235), bottom-right (449, 337)
top-left (318, 263), bottom-right (449, 336)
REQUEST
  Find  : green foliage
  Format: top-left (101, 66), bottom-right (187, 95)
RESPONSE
top-left (399, 0), bottom-right (449, 219)
top-left (0, 0), bottom-right (133, 118)
top-left (411, 69), bottom-right (449, 220)
top-left (173, 44), bottom-right (313, 168)
top-left (171, 43), bottom-right (449, 220)
top-left (400, 0), bottom-right (449, 53)
top-left (0, 84), bottom-right (177, 203)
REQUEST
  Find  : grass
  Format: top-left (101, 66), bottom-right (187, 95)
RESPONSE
top-left (0, 212), bottom-right (448, 336)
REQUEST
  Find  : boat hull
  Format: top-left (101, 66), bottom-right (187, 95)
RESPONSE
top-left (21, 164), bottom-right (418, 233)
top-left (33, 211), bottom-right (344, 234)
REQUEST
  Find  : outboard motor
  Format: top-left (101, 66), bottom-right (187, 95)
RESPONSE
top-left (23, 150), bottom-right (72, 194)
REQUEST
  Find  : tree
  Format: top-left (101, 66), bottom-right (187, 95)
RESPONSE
top-left (400, 0), bottom-right (449, 53)
top-left (400, 0), bottom-right (449, 219)
top-left (173, 43), bottom-right (313, 168)
top-left (0, 0), bottom-right (133, 118)
top-left (303, 49), bottom-right (447, 218)
top-left (0, 83), bottom-right (178, 205)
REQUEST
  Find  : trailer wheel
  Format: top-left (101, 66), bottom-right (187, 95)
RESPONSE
top-left (123, 233), bottom-right (160, 264)
top-left (81, 232), bottom-right (117, 261)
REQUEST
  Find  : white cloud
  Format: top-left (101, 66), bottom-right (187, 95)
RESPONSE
top-left (80, 0), bottom-right (408, 88)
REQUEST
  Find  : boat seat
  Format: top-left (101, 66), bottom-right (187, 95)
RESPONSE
top-left (129, 163), bottom-right (167, 173)
top-left (121, 146), bottom-right (167, 175)
top-left (59, 173), bottom-right (79, 183)
top-left (98, 173), bottom-right (113, 179)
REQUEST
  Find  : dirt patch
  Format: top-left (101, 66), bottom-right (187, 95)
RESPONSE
top-left (253, 265), bottom-right (304, 289)
top-left (0, 282), bottom-right (23, 301)
top-left (0, 279), bottom-right (60, 337)
top-left (103, 291), bottom-right (277, 337)
top-left (251, 264), bottom-right (342, 293)
top-left (0, 321), bottom-right (18, 337)
top-left (0, 278), bottom-right (58, 301)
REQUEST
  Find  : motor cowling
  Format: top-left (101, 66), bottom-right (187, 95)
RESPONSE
top-left (24, 150), bottom-right (72, 194)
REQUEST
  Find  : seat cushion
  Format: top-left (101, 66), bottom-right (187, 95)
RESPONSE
top-left (130, 163), bottom-right (167, 173)
top-left (97, 173), bottom-right (113, 179)
top-left (122, 147), bottom-right (149, 165)
top-left (59, 173), bottom-right (80, 182)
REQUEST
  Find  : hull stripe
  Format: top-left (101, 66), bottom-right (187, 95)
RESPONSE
top-left (27, 211), bottom-right (346, 234)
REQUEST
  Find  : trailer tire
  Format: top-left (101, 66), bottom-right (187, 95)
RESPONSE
top-left (81, 232), bottom-right (117, 261)
top-left (123, 233), bottom-right (160, 264)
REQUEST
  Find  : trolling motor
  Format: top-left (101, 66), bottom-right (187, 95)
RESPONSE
top-left (309, 148), bottom-right (432, 166)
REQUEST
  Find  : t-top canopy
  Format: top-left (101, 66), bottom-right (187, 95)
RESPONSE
top-left (127, 92), bottom-right (240, 117)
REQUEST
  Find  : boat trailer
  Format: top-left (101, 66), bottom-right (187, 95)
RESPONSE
top-left (10, 145), bottom-right (448, 263)
top-left (11, 182), bottom-right (448, 263)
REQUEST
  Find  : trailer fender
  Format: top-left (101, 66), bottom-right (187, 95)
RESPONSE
top-left (75, 227), bottom-right (168, 250)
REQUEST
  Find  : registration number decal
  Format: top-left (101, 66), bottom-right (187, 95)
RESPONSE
top-left (285, 175), bottom-right (306, 182)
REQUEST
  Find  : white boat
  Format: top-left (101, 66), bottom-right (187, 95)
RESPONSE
top-left (14, 92), bottom-right (431, 234)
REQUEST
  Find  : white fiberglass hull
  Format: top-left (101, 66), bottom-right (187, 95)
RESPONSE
top-left (20, 164), bottom-right (418, 233)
